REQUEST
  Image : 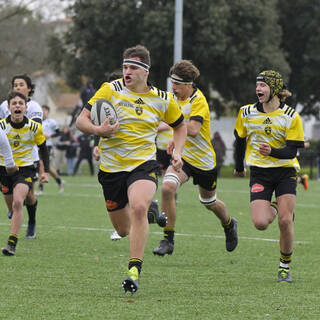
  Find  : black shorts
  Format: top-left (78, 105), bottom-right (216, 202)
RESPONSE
top-left (98, 160), bottom-right (159, 212)
top-left (182, 159), bottom-right (217, 191)
top-left (0, 166), bottom-right (35, 195)
top-left (156, 148), bottom-right (171, 171)
top-left (249, 166), bottom-right (297, 202)
top-left (32, 160), bottom-right (40, 182)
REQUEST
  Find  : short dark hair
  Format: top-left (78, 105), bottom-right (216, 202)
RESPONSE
top-left (42, 104), bottom-right (50, 112)
top-left (11, 74), bottom-right (35, 97)
top-left (123, 45), bottom-right (151, 67)
top-left (108, 71), bottom-right (122, 82)
top-left (169, 60), bottom-right (200, 82)
top-left (7, 91), bottom-right (28, 104)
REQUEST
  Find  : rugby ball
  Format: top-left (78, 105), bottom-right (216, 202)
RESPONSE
top-left (90, 99), bottom-right (117, 126)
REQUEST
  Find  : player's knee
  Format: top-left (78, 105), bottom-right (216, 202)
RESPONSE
top-left (12, 199), bottom-right (24, 211)
top-left (162, 173), bottom-right (180, 196)
top-left (131, 202), bottom-right (148, 220)
top-left (252, 219), bottom-right (268, 230)
top-left (278, 214), bottom-right (292, 229)
top-left (117, 228), bottom-right (129, 237)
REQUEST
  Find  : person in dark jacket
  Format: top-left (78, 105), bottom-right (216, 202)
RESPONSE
top-left (73, 134), bottom-right (94, 176)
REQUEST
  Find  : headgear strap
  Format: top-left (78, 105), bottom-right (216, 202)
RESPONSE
top-left (170, 75), bottom-right (193, 85)
top-left (123, 59), bottom-right (150, 72)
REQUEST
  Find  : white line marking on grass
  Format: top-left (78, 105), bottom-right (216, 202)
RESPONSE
top-left (0, 223), bottom-right (309, 244)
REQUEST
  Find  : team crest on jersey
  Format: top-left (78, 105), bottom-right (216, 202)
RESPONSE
top-left (13, 141), bottom-right (20, 147)
top-left (263, 117), bottom-right (272, 135)
top-left (265, 127), bottom-right (271, 135)
top-left (135, 106), bottom-right (143, 115)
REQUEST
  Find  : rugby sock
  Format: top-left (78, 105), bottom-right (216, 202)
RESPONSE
top-left (128, 258), bottom-right (143, 274)
top-left (222, 216), bottom-right (232, 228)
top-left (279, 251), bottom-right (292, 269)
top-left (55, 177), bottom-right (62, 185)
top-left (8, 233), bottom-right (18, 247)
top-left (26, 200), bottom-right (38, 224)
top-left (164, 227), bottom-right (175, 243)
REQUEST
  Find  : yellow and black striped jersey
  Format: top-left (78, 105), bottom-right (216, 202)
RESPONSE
top-left (156, 122), bottom-right (173, 150)
top-left (88, 79), bottom-right (184, 173)
top-left (175, 88), bottom-right (215, 171)
top-left (0, 117), bottom-right (46, 167)
top-left (234, 102), bottom-right (304, 170)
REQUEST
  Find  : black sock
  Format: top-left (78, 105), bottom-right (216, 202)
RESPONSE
top-left (128, 258), bottom-right (143, 274)
top-left (279, 251), bottom-right (292, 269)
top-left (164, 228), bottom-right (175, 243)
top-left (26, 200), bottom-right (38, 224)
top-left (222, 216), bottom-right (232, 228)
top-left (55, 178), bottom-right (62, 185)
top-left (8, 234), bottom-right (18, 247)
top-left (39, 184), bottom-right (43, 191)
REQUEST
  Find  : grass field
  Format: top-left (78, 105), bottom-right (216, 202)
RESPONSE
top-left (0, 174), bottom-right (319, 320)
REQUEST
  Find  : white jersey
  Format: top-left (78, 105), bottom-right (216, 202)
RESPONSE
top-left (0, 99), bottom-right (43, 161)
top-left (42, 118), bottom-right (58, 147)
top-left (0, 128), bottom-right (15, 168)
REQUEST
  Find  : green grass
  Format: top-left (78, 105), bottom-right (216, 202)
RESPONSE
top-left (0, 175), bottom-right (319, 319)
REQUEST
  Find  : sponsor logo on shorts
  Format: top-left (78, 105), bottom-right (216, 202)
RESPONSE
top-left (251, 183), bottom-right (264, 193)
top-left (149, 172), bottom-right (156, 179)
top-left (25, 177), bottom-right (32, 183)
top-left (106, 200), bottom-right (118, 210)
top-left (1, 185), bottom-right (9, 193)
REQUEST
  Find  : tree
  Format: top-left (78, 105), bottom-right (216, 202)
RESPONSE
top-left (0, 0), bottom-right (50, 101)
top-left (278, 0), bottom-right (320, 117)
top-left (48, 0), bottom-right (289, 115)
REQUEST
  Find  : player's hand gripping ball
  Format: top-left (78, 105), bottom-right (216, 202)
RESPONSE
top-left (90, 99), bottom-right (117, 125)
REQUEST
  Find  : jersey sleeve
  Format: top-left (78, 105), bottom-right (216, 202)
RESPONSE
top-left (34, 123), bottom-right (46, 146)
top-left (189, 96), bottom-right (207, 123)
top-left (286, 113), bottom-right (305, 147)
top-left (234, 108), bottom-right (247, 138)
top-left (28, 101), bottom-right (43, 122)
top-left (0, 101), bottom-right (9, 119)
top-left (164, 96), bottom-right (184, 127)
top-left (87, 82), bottom-right (112, 110)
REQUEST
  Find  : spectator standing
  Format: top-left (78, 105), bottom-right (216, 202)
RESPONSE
top-left (73, 134), bottom-right (94, 176)
top-left (66, 131), bottom-right (78, 176)
top-left (80, 80), bottom-right (96, 107)
top-left (55, 126), bottom-right (72, 175)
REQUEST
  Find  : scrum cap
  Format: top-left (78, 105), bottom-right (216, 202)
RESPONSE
top-left (256, 70), bottom-right (284, 100)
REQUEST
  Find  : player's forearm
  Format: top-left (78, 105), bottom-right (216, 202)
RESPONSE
top-left (76, 109), bottom-right (99, 135)
top-left (269, 145), bottom-right (297, 159)
top-left (172, 121), bottom-right (187, 154)
top-left (38, 142), bottom-right (50, 172)
top-left (234, 131), bottom-right (246, 172)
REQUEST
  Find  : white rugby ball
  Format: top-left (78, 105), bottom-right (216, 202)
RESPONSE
top-left (90, 99), bottom-right (117, 125)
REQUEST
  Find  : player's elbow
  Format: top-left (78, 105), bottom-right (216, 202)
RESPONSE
top-left (75, 113), bottom-right (86, 131)
top-left (187, 128), bottom-right (199, 138)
